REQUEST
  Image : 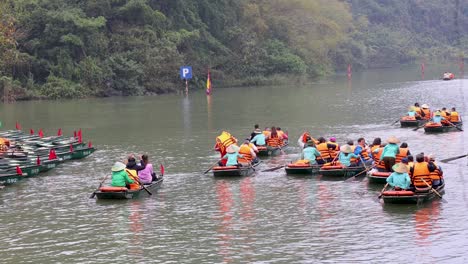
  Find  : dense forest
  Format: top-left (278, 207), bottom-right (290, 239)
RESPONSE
top-left (0, 0), bottom-right (467, 100)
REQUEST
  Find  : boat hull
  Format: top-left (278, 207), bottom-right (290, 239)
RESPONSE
top-left (285, 165), bottom-right (321, 175)
top-left (367, 171), bottom-right (391, 184)
top-left (424, 122), bottom-right (463, 133)
top-left (319, 166), bottom-right (365, 177)
top-left (213, 165), bottom-right (255, 177)
top-left (382, 184), bottom-right (445, 204)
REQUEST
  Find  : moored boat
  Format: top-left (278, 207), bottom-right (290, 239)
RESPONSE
top-left (382, 183), bottom-right (445, 204)
top-left (367, 171), bottom-right (391, 184)
top-left (423, 121), bottom-right (463, 133)
top-left (0, 171), bottom-right (27, 185)
top-left (442, 72), bottom-right (454, 80)
top-left (399, 116), bottom-right (428, 127)
top-left (95, 177), bottom-right (164, 199)
top-left (319, 164), bottom-right (365, 177)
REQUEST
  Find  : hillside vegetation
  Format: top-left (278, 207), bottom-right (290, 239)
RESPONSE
top-left (0, 0), bottom-right (467, 99)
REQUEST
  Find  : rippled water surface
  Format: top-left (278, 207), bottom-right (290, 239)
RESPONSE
top-left (1, 65), bottom-right (468, 263)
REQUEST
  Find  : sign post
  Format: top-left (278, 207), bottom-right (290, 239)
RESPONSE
top-left (180, 66), bottom-right (192, 94)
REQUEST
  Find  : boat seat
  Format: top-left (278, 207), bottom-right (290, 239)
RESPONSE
top-left (414, 186), bottom-right (432, 192)
top-left (371, 171), bottom-right (391, 177)
top-left (213, 166), bottom-right (238, 170)
top-left (99, 186), bottom-right (128, 192)
top-left (382, 190), bottom-right (414, 196)
top-left (321, 165), bottom-right (344, 170)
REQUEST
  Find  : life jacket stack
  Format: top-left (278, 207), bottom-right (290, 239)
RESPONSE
top-left (216, 131), bottom-right (238, 155)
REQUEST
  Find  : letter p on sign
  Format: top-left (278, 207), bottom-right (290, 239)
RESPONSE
top-left (180, 66), bottom-right (193, 80)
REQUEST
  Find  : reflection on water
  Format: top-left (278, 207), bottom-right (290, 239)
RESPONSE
top-left (0, 65), bottom-right (467, 262)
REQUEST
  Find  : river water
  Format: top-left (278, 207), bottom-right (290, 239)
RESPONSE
top-left (0, 64), bottom-right (467, 263)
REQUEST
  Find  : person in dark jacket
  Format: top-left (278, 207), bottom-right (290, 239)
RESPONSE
top-left (125, 154), bottom-right (146, 172)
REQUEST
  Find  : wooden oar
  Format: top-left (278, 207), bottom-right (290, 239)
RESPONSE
top-left (378, 183), bottom-right (389, 199)
top-left (421, 178), bottom-right (447, 203)
top-left (440, 154), bottom-right (468, 163)
top-left (203, 160), bottom-right (219, 174)
top-left (344, 164), bottom-right (376, 182)
top-left (262, 164), bottom-right (285, 172)
top-left (412, 124), bottom-right (425, 131)
top-left (446, 120), bottom-right (463, 131)
top-left (391, 119), bottom-right (400, 125)
top-left (127, 170), bottom-right (152, 195)
top-left (89, 174), bottom-right (110, 198)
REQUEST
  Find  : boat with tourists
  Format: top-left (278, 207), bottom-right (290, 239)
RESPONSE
top-left (381, 183), bottom-right (445, 204)
top-left (442, 72), bottom-right (455, 80)
top-left (399, 116), bottom-right (428, 127)
top-left (285, 161), bottom-right (322, 175)
top-left (95, 177), bottom-right (164, 199)
top-left (212, 162), bottom-right (259, 177)
top-left (423, 121), bottom-right (463, 133)
top-left (367, 171), bottom-right (391, 184)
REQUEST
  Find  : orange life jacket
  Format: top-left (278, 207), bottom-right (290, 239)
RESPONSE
top-left (421, 108), bottom-right (431, 120)
top-left (316, 143), bottom-right (332, 159)
top-left (348, 146), bottom-right (358, 163)
top-left (302, 132), bottom-right (311, 143)
top-left (429, 162), bottom-right (443, 181)
top-left (238, 144), bottom-right (254, 163)
top-left (371, 145), bottom-right (380, 163)
top-left (395, 148), bottom-right (409, 163)
top-left (449, 111), bottom-right (460, 122)
top-left (263, 130), bottom-right (271, 137)
top-left (414, 107), bottom-right (422, 116)
top-left (441, 111), bottom-right (450, 118)
top-left (125, 169), bottom-right (140, 190)
top-left (411, 162), bottom-right (432, 187)
top-left (267, 135), bottom-right (281, 147)
top-left (358, 145), bottom-right (370, 160)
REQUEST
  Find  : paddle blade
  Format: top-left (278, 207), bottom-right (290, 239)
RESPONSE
top-left (440, 154), bottom-right (468, 163)
top-left (261, 165), bottom-right (285, 172)
top-left (89, 192), bottom-right (96, 199)
top-left (160, 164), bottom-right (165, 176)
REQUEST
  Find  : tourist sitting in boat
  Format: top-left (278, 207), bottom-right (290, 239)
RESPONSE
top-left (238, 139), bottom-right (258, 166)
top-left (386, 163), bottom-right (411, 190)
top-left (125, 154), bottom-right (146, 172)
top-left (420, 104), bottom-right (431, 120)
top-left (276, 127), bottom-right (288, 141)
top-left (262, 127), bottom-right (271, 138)
top-left (395, 142), bottom-right (411, 163)
top-left (409, 153), bottom-right (437, 189)
top-left (354, 137), bottom-right (373, 166)
top-left (338, 145), bottom-right (359, 167)
top-left (413, 103), bottom-right (422, 119)
top-left (326, 137), bottom-right (339, 159)
top-left (380, 136), bottom-right (400, 172)
top-left (214, 131), bottom-right (238, 166)
top-left (449, 107), bottom-right (460, 123)
top-left (222, 145), bottom-right (243, 167)
top-left (427, 154), bottom-right (444, 187)
top-left (441, 107), bottom-right (450, 119)
top-left (407, 106), bottom-right (417, 117)
top-left (316, 137), bottom-right (338, 163)
top-left (111, 161), bottom-right (134, 188)
top-left (369, 137), bottom-right (382, 160)
top-left (137, 154), bottom-right (156, 184)
top-left (302, 140), bottom-right (323, 165)
top-left (251, 130), bottom-right (266, 146)
top-left (266, 127), bottom-right (282, 148)
top-left (430, 111), bottom-right (445, 124)
top-left (250, 124), bottom-right (262, 140)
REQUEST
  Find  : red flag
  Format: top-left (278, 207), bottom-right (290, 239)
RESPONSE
top-left (30, 129), bottom-right (34, 135)
top-left (57, 128), bottom-right (62, 136)
top-left (70, 144), bottom-right (73, 152)
top-left (38, 129), bottom-right (44, 138)
top-left (16, 166), bottom-right (23, 175)
top-left (73, 131), bottom-right (77, 137)
top-left (160, 164), bottom-right (165, 176)
top-left (77, 129), bottom-right (82, 143)
top-left (49, 149), bottom-right (57, 160)
top-left (16, 122), bottom-right (21, 130)
top-left (36, 156), bottom-right (41, 165)
top-left (88, 141), bottom-right (92, 148)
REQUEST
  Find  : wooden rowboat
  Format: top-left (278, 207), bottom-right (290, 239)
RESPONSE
top-left (95, 177), bottom-right (164, 199)
top-left (212, 162), bottom-right (259, 177)
top-left (399, 116), bottom-right (428, 127)
top-left (285, 163), bottom-right (321, 175)
top-left (319, 165), bottom-right (365, 177)
top-left (0, 172), bottom-right (27, 186)
top-left (367, 171), bottom-right (391, 184)
top-left (423, 122), bottom-right (463, 133)
top-left (382, 183), bottom-right (445, 204)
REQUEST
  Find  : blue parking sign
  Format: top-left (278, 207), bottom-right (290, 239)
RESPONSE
top-left (180, 66), bottom-right (192, 80)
